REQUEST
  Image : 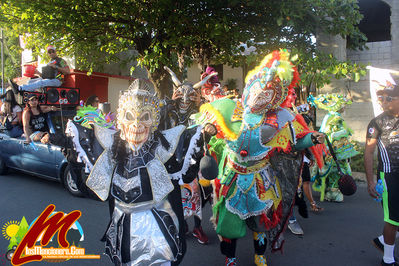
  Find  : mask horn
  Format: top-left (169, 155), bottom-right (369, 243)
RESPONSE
top-left (193, 72), bottom-right (218, 89)
top-left (164, 66), bottom-right (182, 87)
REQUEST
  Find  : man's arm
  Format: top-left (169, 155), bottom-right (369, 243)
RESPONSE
top-left (56, 65), bottom-right (70, 75)
top-left (365, 137), bottom-right (378, 198)
top-left (50, 59), bottom-right (70, 75)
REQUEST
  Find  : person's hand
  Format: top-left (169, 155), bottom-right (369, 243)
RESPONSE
top-left (203, 123), bottom-right (217, 136)
top-left (172, 90), bottom-right (183, 100)
top-left (190, 91), bottom-right (201, 106)
top-left (367, 180), bottom-right (378, 199)
top-left (312, 132), bottom-right (325, 144)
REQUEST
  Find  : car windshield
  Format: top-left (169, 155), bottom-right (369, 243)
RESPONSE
top-left (50, 109), bottom-right (76, 135)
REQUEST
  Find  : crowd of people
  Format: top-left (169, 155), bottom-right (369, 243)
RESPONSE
top-left (1, 46), bottom-right (398, 266)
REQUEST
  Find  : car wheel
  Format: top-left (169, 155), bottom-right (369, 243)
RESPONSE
top-left (0, 156), bottom-right (8, 175)
top-left (62, 165), bottom-right (83, 197)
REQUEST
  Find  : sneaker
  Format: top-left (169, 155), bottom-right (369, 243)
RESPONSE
top-left (225, 257), bottom-right (236, 266)
top-left (192, 226), bottom-right (209, 244)
top-left (254, 254), bottom-right (268, 266)
top-left (8, 79), bottom-right (20, 95)
top-left (381, 259), bottom-right (399, 266)
top-left (288, 220), bottom-right (304, 235)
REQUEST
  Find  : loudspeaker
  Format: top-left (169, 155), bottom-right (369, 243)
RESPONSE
top-left (22, 91), bottom-right (46, 105)
top-left (44, 87), bottom-right (80, 106)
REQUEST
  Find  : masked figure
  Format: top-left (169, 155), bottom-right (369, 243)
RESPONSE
top-left (194, 50), bottom-right (325, 266)
top-left (309, 93), bottom-right (358, 202)
top-left (200, 66), bottom-right (225, 103)
top-left (160, 66), bottom-right (217, 129)
top-left (159, 66), bottom-right (219, 244)
top-left (82, 79), bottom-right (216, 266)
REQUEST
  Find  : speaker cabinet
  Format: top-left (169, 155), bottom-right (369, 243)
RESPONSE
top-left (22, 91), bottom-right (46, 105)
top-left (22, 87), bottom-right (80, 106)
top-left (44, 87), bottom-right (80, 106)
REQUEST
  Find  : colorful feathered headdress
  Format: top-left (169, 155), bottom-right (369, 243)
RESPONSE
top-left (308, 93), bottom-right (352, 113)
top-left (242, 49), bottom-right (300, 113)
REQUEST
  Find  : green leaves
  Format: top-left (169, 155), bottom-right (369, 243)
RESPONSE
top-left (0, 0), bottom-right (367, 96)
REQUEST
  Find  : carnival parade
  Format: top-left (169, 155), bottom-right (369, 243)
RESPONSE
top-left (0, 1), bottom-right (399, 266)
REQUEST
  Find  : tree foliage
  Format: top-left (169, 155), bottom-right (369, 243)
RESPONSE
top-left (0, 30), bottom-right (21, 85)
top-left (0, 0), bottom-right (367, 95)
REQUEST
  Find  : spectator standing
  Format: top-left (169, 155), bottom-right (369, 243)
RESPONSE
top-left (0, 89), bottom-right (23, 137)
top-left (365, 84), bottom-right (399, 266)
top-left (9, 45), bottom-right (70, 94)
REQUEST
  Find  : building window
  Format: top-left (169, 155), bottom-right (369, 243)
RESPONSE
top-left (358, 0), bottom-right (391, 42)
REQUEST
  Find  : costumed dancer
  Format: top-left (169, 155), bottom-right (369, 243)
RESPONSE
top-left (160, 66), bottom-right (218, 245)
top-left (200, 66), bottom-right (225, 103)
top-left (194, 50), bottom-right (325, 266)
top-left (309, 93), bottom-right (359, 202)
top-left (73, 78), bottom-right (217, 266)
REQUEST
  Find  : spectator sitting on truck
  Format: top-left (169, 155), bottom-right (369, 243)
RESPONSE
top-left (22, 94), bottom-right (57, 144)
top-left (9, 45), bottom-right (70, 94)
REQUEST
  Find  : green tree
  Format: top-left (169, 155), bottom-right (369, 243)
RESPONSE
top-left (0, 0), bottom-right (366, 95)
top-left (15, 216), bottom-right (29, 243)
top-left (0, 30), bottom-right (21, 85)
top-left (8, 236), bottom-right (18, 251)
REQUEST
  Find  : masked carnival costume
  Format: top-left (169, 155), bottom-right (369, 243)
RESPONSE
top-left (83, 79), bottom-right (214, 266)
top-left (200, 66), bottom-right (225, 103)
top-left (309, 93), bottom-right (358, 202)
top-left (195, 50), bottom-right (324, 266)
top-left (158, 66), bottom-right (219, 245)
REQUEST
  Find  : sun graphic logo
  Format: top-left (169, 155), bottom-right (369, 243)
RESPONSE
top-left (2, 217), bottom-right (29, 261)
top-left (2, 220), bottom-right (20, 241)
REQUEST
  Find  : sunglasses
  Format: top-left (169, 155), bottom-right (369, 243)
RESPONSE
top-left (377, 95), bottom-right (398, 102)
top-left (48, 50), bottom-right (55, 54)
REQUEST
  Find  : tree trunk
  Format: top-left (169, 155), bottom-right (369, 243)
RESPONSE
top-left (148, 67), bottom-right (173, 98)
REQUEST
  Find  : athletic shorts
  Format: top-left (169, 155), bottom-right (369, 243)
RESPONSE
top-left (379, 171), bottom-right (399, 226)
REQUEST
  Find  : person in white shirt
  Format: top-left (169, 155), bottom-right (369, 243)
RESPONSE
top-left (0, 89), bottom-right (23, 138)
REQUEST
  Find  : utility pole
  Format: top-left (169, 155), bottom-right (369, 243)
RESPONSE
top-left (0, 28), bottom-right (4, 94)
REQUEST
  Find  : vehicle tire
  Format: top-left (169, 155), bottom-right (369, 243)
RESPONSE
top-left (62, 165), bottom-right (83, 197)
top-left (0, 156), bottom-right (8, 175)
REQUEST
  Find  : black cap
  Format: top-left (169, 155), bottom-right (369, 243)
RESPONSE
top-left (376, 85), bottom-right (399, 97)
top-left (27, 94), bottom-right (38, 100)
top-left (377, 75), bottom-right (399, 97)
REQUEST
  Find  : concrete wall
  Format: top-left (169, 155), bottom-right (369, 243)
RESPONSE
top-left (108, 77), bottom-right (131, 113)
top-left (343, 41), bottom-right (393, 142)
top-left (316, 0), bottom-right (399, 143)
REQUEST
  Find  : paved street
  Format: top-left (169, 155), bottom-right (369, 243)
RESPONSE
top-left (0, 169), bottom-right (397, 266)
